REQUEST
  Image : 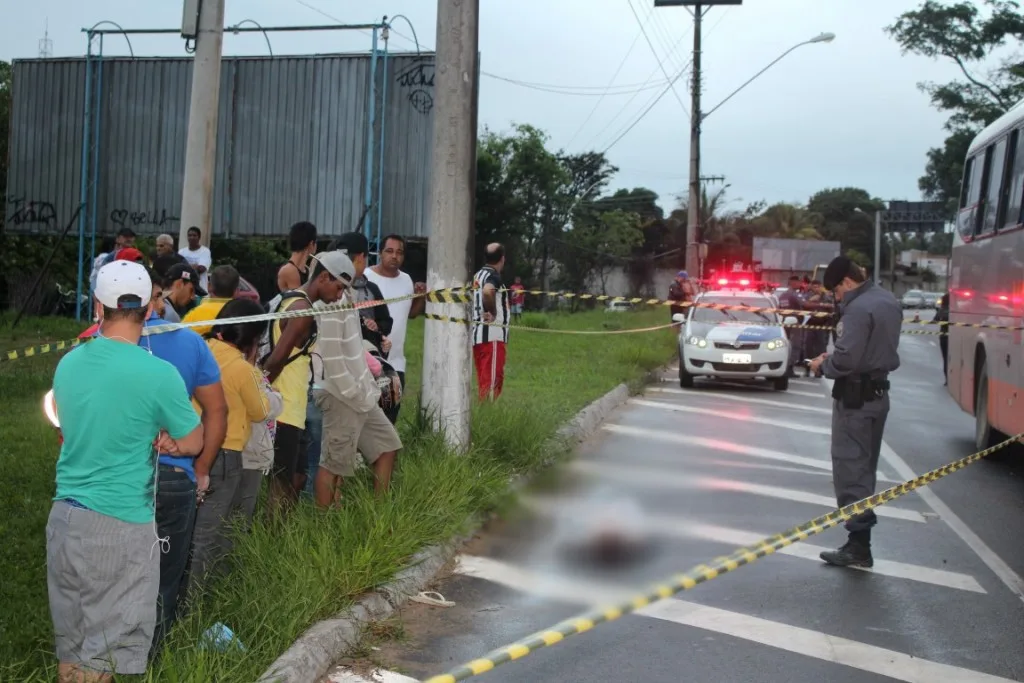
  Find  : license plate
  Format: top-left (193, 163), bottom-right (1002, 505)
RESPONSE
top-left (721, 353), bottom-right (752, 364)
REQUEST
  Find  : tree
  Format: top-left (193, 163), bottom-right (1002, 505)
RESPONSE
top-left (553, 209), bottom-right (643, 296)
top-left (751, 203), bottom-right (824, 240)
top-left (807, 187), bottom-right (884, 266)
top-left (887, 1), bottom-right (1024, 215)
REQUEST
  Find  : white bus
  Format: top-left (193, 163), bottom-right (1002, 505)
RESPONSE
top-left (949, 99), bottom-right (1024, 450)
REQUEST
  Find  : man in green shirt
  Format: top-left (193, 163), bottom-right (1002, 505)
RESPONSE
top-left (47, 260), bottom-right (204, 681)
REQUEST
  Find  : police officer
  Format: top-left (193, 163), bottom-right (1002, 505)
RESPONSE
top-left (777, 275), bottom-right (804, 376)
top-left (808, 256), bottom-right (901, 568)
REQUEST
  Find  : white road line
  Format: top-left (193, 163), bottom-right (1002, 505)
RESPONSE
top-left (630, 399), bottom-right (830, 435)
top-left (601, 424), bottom-right (900, 482)
top-left (880, 441), bottom-right (1024, 603)
top-left (327, 669), bottom-right (419, 683)
top-left (817, 377), bottom-right (1024, 604)
top-left (567, 460), bottom-right (927, 522)
top-left (453, 555), bottom-right (1015, 683)
top-left (649, 386), bottom-right (833, 415)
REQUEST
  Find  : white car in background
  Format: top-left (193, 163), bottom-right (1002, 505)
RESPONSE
top-left (672, 289), bottom-right (791, 391)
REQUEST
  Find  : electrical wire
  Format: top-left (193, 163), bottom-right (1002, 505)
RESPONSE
top-left (594, 7), bottom-right (733, 153)
top-left (292, 0), bottom-right (681, 96)
top-left (627, 0), bottom-right (690, 118)
top-left (563, 29), bottom-right (645, 147)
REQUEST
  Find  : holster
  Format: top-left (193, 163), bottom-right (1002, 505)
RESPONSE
top-left (832, 374), bottom-right (889, 409)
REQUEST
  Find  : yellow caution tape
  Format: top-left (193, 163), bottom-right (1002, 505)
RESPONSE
top-left (423, 431), bottom-right (1023, 683)
top-left (2, 285), bottom-right (1013, 363)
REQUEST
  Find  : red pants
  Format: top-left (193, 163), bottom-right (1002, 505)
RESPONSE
top-left (473, 341), bottom-right (506, 400)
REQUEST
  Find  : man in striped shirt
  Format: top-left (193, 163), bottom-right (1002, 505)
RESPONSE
top-left (311, 252), bottom-right (403, 506)
top-left (471, 243), bottom-right (510, 400)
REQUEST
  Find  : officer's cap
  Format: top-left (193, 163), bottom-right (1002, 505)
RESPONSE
top-left (822, 255), bottom-right (855, 291)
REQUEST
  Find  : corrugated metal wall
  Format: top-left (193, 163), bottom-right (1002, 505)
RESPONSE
top-left (4, 52), bottom-right (436, 240)
top-left (752, 237), bottom-right (841, 272)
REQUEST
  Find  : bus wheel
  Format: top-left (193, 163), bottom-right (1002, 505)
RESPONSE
top-left (974, 364), bottom-right (1006, 453)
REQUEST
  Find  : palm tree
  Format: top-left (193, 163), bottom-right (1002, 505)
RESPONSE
top-left (676, 185), bottom-right (733, 242)
top-left (752, 203), bottom-right (824, 240)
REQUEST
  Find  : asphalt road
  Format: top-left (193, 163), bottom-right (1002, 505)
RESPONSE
top-left (329, 308), bottom-right (1024, 683)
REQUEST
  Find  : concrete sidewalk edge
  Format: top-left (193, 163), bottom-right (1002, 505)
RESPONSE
top-left (256, 368), bottom-right (662, 683)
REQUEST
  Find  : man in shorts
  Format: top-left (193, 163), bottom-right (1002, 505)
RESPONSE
top-left (47, 260), bottom-right (204, 681)
top-left (262, 251), bottom-right (350, 516)
top-left (313, 252), bottom-right (403, 506)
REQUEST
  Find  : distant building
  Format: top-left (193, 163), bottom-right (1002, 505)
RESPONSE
top-left (752, 238), bottom-right (842, 283)
top-left (899, 249), bottom-right (950, 277)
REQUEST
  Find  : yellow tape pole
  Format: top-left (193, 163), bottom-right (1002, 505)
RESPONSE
top-left (423, 432), bottom-right (1022, 683)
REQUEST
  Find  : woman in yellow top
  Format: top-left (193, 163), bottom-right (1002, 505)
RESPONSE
top-left (189, 298), bottom-right (273, 591)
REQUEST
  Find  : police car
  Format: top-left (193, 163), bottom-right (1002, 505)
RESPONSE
top-left (671, 281), bottom-right (791, 391)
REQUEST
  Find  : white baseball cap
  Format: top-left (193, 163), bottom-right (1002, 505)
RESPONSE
top-left (95, 260), bottom-right (153, 309)
top-left (310, 250), bottom-right (355, 284)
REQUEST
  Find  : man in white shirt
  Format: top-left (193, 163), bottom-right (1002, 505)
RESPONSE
top-left (365, 234), bottom-right (426, 423)
top-left (178, 226), bottom-right (213, 292)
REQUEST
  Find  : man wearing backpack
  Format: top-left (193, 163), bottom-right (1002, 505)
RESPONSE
top-left (261, 251), bottom-right (351, 517)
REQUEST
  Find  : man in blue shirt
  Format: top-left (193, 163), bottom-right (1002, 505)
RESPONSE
top-left (94, 271), bottom-right (227, 648)
top-left (50, 260), bottom-right (204, 681)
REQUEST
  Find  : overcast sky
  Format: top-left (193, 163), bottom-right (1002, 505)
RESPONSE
top-left (2, 0), bottom-right (966, 214)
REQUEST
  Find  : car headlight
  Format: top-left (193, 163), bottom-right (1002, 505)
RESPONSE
top-left (765, 338), bottom-right (787, 351)
top-left (686, 336), bottom-right (708, 348)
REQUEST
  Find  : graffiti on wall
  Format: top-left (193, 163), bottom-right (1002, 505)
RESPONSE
top-left (3, 195), bottom-right (179, 234)
top-left (4, 196), bottom-right (59, 229)
top-left (109, 208), bottom-right (180, 230)
top-left (396, 58), bottom-right (435, 115)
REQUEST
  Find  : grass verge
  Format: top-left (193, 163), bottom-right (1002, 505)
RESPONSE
top-left (0, 307), bottom-right (676, 681)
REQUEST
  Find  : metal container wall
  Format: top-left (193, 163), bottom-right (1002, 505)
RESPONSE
top-left (5, 52), bottom-right (436, 240)
top-left (752, 237), bottom-right (842, 272)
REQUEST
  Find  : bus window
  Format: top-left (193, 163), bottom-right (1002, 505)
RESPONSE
top-left (981, 138), bottom-right (1007, 235)
top-left (997, 130), bottom-right (1018, 229)
top-left (1005, 128), bottom-right (1024, 229)
top-left (958, 153), bottom-right (984, 240)
top-left (959, 156), bottom-right (975, 209)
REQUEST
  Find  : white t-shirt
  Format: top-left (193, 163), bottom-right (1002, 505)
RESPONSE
top-left (365, 267), bottom-right (414, 373)
top-left (179, 245), bottom-right (213, 291)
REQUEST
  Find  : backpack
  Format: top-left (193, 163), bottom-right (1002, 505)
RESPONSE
top-left (257, 290), bottom-right (318, 370)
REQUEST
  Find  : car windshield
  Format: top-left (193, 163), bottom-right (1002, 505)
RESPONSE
top-left (691, 297), bottom-right (776, 324)
top-left (906, 290), bottom-right (923, 297)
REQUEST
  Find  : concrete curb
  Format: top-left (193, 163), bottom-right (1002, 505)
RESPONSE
top-left (256, 369), bottom-right (662, 683)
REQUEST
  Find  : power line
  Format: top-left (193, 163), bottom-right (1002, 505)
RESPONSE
top-left (564, 28), bottom-right (646, 147)
top-left (594, 7), bottom-right (733, 153)
top-left (292, 0), bottom-right (678, 97)
top-left (627, 0), bottom-right (689, 118)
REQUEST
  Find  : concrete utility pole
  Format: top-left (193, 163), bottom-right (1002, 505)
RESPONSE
top-left (686, 4), bottom-right (703, 280)
top-left (421, 0), bottom-right (480, 451)
top-left (179, 0), bottom-right (226, 248)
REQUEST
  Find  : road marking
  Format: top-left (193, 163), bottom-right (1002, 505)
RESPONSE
top-left (630, 399), bottom-right (830, 435)
top-left (816, 377), bottom-right (1024, 604)
top-left (880, 441), bottom-right (1024, 602)
top-left (649, 386), bottom-right (833, 415)
top-left (567, 460), bottom-right (927, 522)
top-left (601, 424), bottom-right (834, 471)
top-left (600, 424), bottom-right (900, 483)
top-left (328, 669), bottom-right (420, 682)
top-left (453, 555), bottom-right (1015, 683)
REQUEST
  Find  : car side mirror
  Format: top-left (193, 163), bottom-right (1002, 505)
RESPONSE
top-left (783, 316), bottom-right (799, 326)
top-left (672, 313), bottom-right (686, 324)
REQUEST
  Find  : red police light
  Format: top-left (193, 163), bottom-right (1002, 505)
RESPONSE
top-left (739, 279), bottom-right (750, 286)
top-left (717, 278), bottom-right (729, 285)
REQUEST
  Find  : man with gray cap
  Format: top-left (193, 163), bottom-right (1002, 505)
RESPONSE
top-left (809, 255), bottom-right (901, 568)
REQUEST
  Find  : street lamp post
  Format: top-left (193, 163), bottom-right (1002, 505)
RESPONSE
top-left (653, 0), bottom-right (834, 279)
top-left (854, 206), bottom-right (884, 285)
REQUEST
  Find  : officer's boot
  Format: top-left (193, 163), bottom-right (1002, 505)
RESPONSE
top-left (819, 530), bottom-right (873, 568)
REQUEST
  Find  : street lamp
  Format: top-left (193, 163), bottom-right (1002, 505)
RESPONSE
top-left (701, 32), bottom-right (836, 122)
top-left (854, 206), bottom-right (884, 285)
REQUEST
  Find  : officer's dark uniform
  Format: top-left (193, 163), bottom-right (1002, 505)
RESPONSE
top-left (819, 257), bottom-right (902, 567)
top-left (776, 279), bottom-right (804, 375)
